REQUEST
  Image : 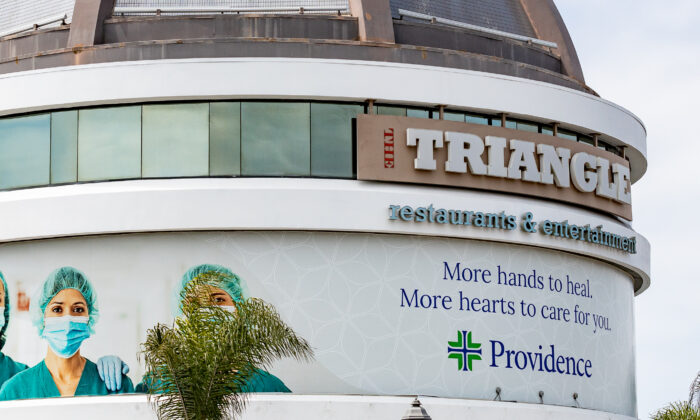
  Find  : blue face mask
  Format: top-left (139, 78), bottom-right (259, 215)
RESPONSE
top-left (42, 316), bottom-right (90, 358)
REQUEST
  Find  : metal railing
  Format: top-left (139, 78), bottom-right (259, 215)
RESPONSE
top-left (398, 9), bottom-right (558, 49)
top-left (113, 5), bottom-right (349, 15)
top-left (0, 14), bottom-right (68, 39)
top-left (113, 1), bottom-right (350, 16)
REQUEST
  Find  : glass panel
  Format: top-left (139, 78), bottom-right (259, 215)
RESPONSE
top-left (466, 114), bottom-right (489, 125)
top-left (505, 119), bottom-right (517, 129)
top-left (377, 106), bottom-right (406, 117)
top-left (0, 114), bottom-right (50, 189)
top-left (444, 112), bottom-right (465, 122)
top-left (51, 111), bottom-right (77, 184)
top-left (607, 145), bottom-right (621, 156)
top-left (142, 103), bottom-right (209, 178)
top-left (557, 130), bottom-right (578, 142)
top-left (78, 106), bottom-right (142, 182)
top-left (541, 126), bottom-right (554, 135)
top-left (407, 108), bottom-right (430, 119)
top-left (210, 102), bottom-right (241, 176)
top-left (578, 135), bottom-right (595, 146)
top-left (516, 121), bottom-right (539, 133)
top-left (241, 102), bottom-right (311, 176)
top-left (491, 118), bottom-right (502, 127)
top-left (311, 103), bottom-right (362, 178)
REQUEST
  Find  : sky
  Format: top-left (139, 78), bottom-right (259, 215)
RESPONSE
top-left (554, 1), bottom-right (700, 418)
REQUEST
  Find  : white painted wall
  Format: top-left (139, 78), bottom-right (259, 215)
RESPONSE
top-left (0, 178), bottom-right (650, 293)
top-left (0, 394), bottom-right (638, 420)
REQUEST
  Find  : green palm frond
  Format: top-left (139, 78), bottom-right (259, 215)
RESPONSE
top-left (651, 401), bottom-right (700, 420)
top-left (140, 276), bottom-right (314, 420)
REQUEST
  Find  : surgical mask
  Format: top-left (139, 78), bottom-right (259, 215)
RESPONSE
top-left (42, 316), bottom-right (90, 358)
top-left (199, 306), bottom-right (236, 316)
top-left (0, 310), bottom-right (4, 329)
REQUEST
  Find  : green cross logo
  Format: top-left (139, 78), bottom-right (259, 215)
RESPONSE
top-left (447, 330), bottom-right (482, 371)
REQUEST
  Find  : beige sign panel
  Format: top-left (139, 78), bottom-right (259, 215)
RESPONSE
top-left (356, 115), bottom-right (632, 220)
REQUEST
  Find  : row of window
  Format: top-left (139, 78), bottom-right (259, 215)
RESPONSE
top-left (0, 101), bottom-right (623, 191)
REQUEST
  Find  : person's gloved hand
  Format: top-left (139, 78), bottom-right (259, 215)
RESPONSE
top-left (97, 355), bottom-right (130, 391)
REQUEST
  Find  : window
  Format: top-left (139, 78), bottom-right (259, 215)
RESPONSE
top-left (444, 112), bottom-right (466, 122)
top-left (578, 135), bottom-right (595, 146)
top-left (0, 101), bottom-right (627, 191)
top-left (407, 108), bottom-right (430, 119)
top-left (142, 103), bottom-right (209, 178)
top-left (311, 103), bottom-right (362, 178)
top-left (377, 106), bottom-right (406, 117)
top-left (465, 114), bottom-right (489, 125)
top-left (51, 111), bottom-right (78, 184)
top-left (210, 102), bottom-right (241, 176)
top-left (241, 102), bottom-right (311, 176)
top-left (557, 130), bottom-right (578, 142)
top-left (541, 125), bottom-right (554, 135)
top-left (0, 114), bottom-right (50, 189)
top-left (516, 121), bottom-right (539, 133)
top-left (78, 106), bottom-right (142, 181)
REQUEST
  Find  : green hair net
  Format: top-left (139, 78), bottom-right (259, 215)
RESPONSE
top-left (31, 267), bottom-right (99, 335)
top-left (0, 271), bottom-right (9, 350)
top-left (177, 264), bottom-right (244, 310)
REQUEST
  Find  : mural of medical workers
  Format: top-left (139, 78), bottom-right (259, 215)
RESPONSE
top-left (136, 263), bottom-right (292, 393)
top-left (0, 267), bottom-right (133, 400)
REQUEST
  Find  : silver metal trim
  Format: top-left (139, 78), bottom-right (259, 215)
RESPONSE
top-left (113, 6), bottom-right (350, 15)
top-left (398, 9), bottom-right (558, 49)
top-left (0, 14), bottom-right (68, 39)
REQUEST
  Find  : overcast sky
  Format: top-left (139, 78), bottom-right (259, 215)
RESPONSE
top-left (554, 1), bottom-right (700, 418)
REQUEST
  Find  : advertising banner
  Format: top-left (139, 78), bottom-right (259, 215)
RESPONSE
top-left (0, 231), bottom-right (636, 416)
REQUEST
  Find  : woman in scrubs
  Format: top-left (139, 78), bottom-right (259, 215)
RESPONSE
top-left (137, 264), bottom-right (290, 393)
top-left (0, 267), bottom-right (134, 400)
top-left (0, 272), bottom-right (26, 388)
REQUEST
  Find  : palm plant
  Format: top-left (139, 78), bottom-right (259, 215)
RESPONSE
top-left (651, 371), bottom-right (700, 420)
top-left (690, 371), bottom-right (700, 409)
top-left (140, 275), bottom-right (314, 420)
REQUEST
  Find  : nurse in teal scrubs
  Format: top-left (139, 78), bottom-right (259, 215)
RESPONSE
top-left (136, 264), bottom-right (290, 393)
top-left (0, 272), bottom-right (26, 388)
top-left (0, 272), bottom-right (130, 392)
top-left (0, 267), bottom-right (134, 400)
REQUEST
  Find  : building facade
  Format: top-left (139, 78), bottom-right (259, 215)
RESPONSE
top-left (0, 1), bottom-right (648, 419)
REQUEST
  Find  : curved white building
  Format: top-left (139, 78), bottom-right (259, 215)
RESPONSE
top-left (0, 1), bottom-right (648, 419)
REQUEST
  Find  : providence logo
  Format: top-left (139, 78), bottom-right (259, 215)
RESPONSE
top-left (446, 331), bottom-right (594, 377)
top-left (447, 330), bottom-right (482, 371)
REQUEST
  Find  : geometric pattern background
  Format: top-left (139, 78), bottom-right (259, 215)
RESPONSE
top-left (0, 231), bottom-right (635, 415)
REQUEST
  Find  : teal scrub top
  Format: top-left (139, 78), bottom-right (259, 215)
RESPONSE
top-left (0, 352), bottom-right (28, 390)
top-left (242, 369), bottom-right (290, 393)
top-left (0, 358), bottom-right (133, 401)
top-left (135, 368), bottom-right (290, 393)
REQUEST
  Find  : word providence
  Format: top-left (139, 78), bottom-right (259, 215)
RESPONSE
top-left (388, 204), bottom-right (637, 254)
top-left (406, 128), bottom-right (631, 204)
